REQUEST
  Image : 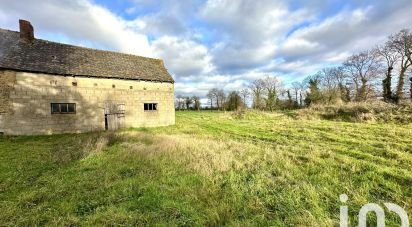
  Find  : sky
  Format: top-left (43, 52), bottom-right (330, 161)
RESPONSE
top-left (1, 0), bottom-right (411, 101)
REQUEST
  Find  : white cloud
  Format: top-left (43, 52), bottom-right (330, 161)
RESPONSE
top-left (272, 1), bottom-right (412, 81)
top-left (151, 36), bottom-right (214, 77)
top-left (0, 0), bottom-right (153, 56)
top-left (200, 0), bottom-right (314, 72)
top-left (137, 14), bottom-right (186, 36)
top-left (279, 7), bottom-right (372, 62)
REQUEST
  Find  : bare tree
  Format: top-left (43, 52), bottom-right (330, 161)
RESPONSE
top-left (184, 96), bottom-right (193, 110)
top-left (175, 95), bottom-right (185, 110)
top-left (206, 88), bottom-right (226, 111)
top-left (250, 79), bottom-right (266, 110)
top-left (322, 66), bottom-right (350, 103)
top-left (319, 68), bottom-right (340, 103)
top-left (410, 77), bottom-right (412, 99)
top-left (389, 29), bottom-right (412, 102)
top-left (298, 82), bottom-right (306, 106)
top-left (239, 88), bottom-right (250, 107)
top-left (206, 90), bottom-right (214, 111)
top-left (333, 66), bottom-right (351, 102)
top-left (291, 81), bottom-right (302, 106)
top-left (376, 43), bottom-right (399, 102)
top-left (175, 96), bottom-right (180, 110)
top-left (192, 96), bottom-right (201, 111)
top-left (343, 50), bottom-right (381, 101)
top-left (209, 88), bottom-right (220, 109)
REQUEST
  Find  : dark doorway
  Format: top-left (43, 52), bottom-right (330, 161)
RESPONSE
top-left (104, 114), bottom-right (108, 130)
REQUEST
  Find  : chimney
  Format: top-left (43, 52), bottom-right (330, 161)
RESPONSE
top-left (19, 19), bottom-right (34, 43)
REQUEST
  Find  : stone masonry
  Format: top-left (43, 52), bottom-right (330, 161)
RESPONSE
top-left (0, 70), bottom-right (175, 135)
top-left (0, 70), bottom-right (16, 114)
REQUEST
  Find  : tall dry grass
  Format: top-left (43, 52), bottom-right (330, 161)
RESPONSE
top-left (295, 101), bottom-right (412, 123)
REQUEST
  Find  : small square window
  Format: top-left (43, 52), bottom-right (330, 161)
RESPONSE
top-left (130, 86), bottom-right (133, 89)
top-left (144, 103), bottom-right (158, 111)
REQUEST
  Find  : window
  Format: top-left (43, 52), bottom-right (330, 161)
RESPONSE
top-left (51, 103), bottom-right (76, 114)
top-left (144, 103), bottom-right (157, 111)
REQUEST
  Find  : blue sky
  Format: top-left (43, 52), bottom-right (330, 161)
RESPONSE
top-left (1, 0), bottom-right (411, 100)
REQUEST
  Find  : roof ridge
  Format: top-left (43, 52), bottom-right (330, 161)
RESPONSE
top-left (0, 28), bottom-right (20, 34)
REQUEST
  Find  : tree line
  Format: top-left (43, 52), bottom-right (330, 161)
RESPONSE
top-left (176, 28), bottom-right (412, 111)
top-left (304, 28), bottom-right (412, 105)
top-left (175, 89), bottom-right (246, 111)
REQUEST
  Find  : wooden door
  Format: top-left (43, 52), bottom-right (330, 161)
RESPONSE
top-left (104, 103), bottom-right (125, 131)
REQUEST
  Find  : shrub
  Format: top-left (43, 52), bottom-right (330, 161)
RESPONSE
top-left (294, 101), bottom-right (412, 123)
top-left (231, 109), bottom-right (246, 119)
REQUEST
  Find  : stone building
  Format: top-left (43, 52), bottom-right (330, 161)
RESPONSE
top-left (0, 20), bottom-right (175, 135)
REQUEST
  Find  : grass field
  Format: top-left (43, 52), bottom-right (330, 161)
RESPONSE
top-left (0, 111), bottom-right (411, 226)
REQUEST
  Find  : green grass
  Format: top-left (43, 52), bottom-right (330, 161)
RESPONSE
top-left (0, 111), bottom-right (411, 226)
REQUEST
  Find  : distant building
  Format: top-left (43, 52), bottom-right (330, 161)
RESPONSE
top-left (0, 20), bottom-right (175, 135)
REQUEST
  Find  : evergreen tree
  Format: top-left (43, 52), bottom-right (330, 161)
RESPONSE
top-left (305, 78), bottom-right (322, 106)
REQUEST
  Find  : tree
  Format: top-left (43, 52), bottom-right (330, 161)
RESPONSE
top-left (389, 29), bottom-right (412, 102)
top-left (175, 95), bottom-right (185, 110)
top-left (226, 91), bottom-right (243, 111)
top-left (319, 68), bottom-right (341, 103)
top-left (291, 81), bottom-right (302, 107)
top-left (207, 88), bottom-right (223, 110)
top-left (286, 90), bottom-right (293, 109)
top-left (377, 43), bottom-right (399, 102)
top-left (343, 50), bottom-right (381, 101)
top-left (184, 96), bottom-right (193, 110)
top-left (192, 96), bottom-right (201, 111)
top-left (239, 88), bottom-right (250, 107)
top-left (206, 90), bottom-right (214, 111)
top-left (410, 77), bottom-right (412, 99)
top-left (207, 88), bottom-right (226, 111)
top-left (216, 89), bottom-right (226, 111)
top-left (304, 75), bottom-right (322, 106)
top-left (212, 89), bottom-right (220, 110)
top-left (263, 76), bottom-right (281, 111)
top-left (329, 66), bottom-right (350, 102)
top-left (298, 82), bottom-right (306, 106)
top-left (250, 79), bottom-right (265, 110)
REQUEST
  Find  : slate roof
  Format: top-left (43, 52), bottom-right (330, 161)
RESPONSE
top-left (0, 28), bottom-right (174, 83)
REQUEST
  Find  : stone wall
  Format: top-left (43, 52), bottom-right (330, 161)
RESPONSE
top-left (0, 70), bottom-right (16, 114)
top-left (0, 70), bottom-right (175, 135)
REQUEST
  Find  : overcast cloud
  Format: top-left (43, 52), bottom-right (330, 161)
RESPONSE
top-left (0, 0), bottom-right (411, 99)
